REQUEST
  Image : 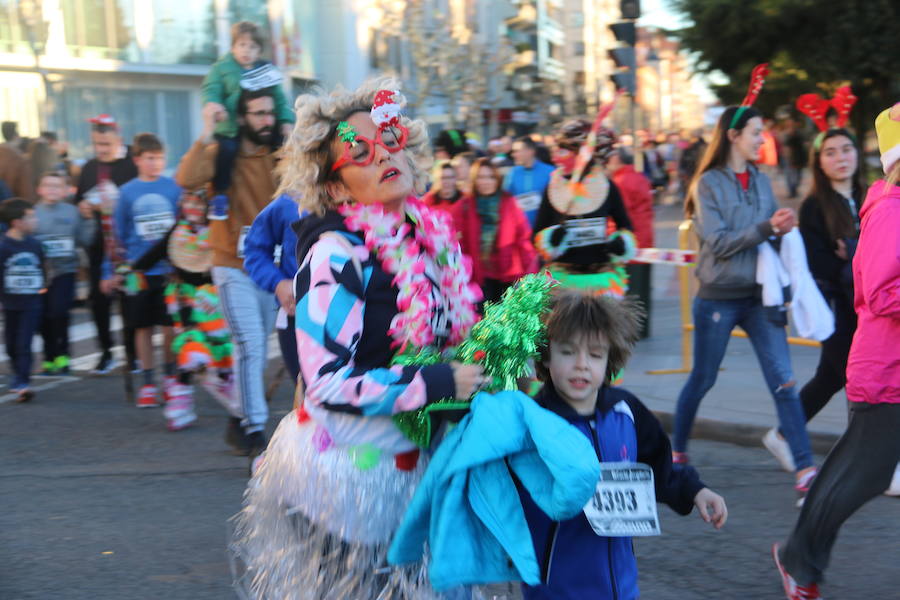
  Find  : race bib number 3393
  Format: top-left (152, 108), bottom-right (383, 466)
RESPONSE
top-left (583, 462), bottom-right (661, 537)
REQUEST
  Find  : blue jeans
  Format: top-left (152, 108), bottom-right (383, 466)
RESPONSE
top-left (212, 267), bottom-right (276, 433)
top-left (4, 307), bottom-right (41, 389)
top-left (673, 297), bottom-right (813, 470)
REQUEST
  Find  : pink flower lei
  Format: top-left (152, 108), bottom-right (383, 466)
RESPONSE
top-left (338, 196), bottom-right (480, 352)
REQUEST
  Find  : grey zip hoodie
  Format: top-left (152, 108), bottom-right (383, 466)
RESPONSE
top-left (693, 165), bottom-right (777, 299)
top-left (34, 202), bottom-right (96, 278)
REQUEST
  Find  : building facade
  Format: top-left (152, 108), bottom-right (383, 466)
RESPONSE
top-left (0, 0), bottom-right (315, 166)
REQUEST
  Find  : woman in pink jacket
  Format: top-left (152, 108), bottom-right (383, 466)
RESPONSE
top-left (774, 103), bottom-right (900, 600)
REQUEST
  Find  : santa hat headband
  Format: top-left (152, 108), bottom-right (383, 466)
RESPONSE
top-left (728, 63), bottom-right (769, 130)
top-left (370, 89), bottom-right (403, 129)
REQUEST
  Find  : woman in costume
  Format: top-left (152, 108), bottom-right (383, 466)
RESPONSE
top-left (532, 116), bottom-right (636, 297)
top-left (229, 78), bottom-right (484, 599)
top-left (671, 65), bottom-right (816, 507)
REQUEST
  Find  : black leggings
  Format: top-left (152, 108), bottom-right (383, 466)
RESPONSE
top-left (782, 295), bottom-right (856, 430)
top-left (781, 402), bottom-right (900, 585)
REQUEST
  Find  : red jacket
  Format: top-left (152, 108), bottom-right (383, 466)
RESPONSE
top-left (448, 192), bottom-right (538, 285)
top-left (611, 165), bottom-right (654, 248)
top-left (421, 188), bottom-right (461, 213)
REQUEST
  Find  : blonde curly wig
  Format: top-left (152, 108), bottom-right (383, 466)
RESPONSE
top-left (277, 76), bottom-right (432, 214)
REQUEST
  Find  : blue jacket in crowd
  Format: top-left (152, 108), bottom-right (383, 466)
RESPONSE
top-left (388, 390), bottom-right (601, 591)
top-left (503, 160), bottom-right (556, 227)
top-left (520, 384), bottom-right (706, 600)
top-left (243, 194), bottom-right (305, 296)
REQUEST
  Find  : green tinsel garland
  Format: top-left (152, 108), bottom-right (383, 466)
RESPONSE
top-left (392, 273), bottom-right (557, 447)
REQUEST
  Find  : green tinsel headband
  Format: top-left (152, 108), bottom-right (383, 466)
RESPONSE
top-left (813, 129), bottom-right (858, 152)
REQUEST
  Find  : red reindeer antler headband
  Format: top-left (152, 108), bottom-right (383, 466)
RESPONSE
top-left (795, 86), bottom-right (857, 150)
top-left (729, 63), bottom-right (770, 130)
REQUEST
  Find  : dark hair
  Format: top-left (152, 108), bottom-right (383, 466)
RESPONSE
top-left (91, 123), bottom-right (118, 134)
top-left (2, 121), bottom-right (18, 141)
top-left (467, 156), bottom-right (502, 196)
top-left (612, 147), bottom-right (634, 165)
top-left (231, 21), bottom-right (265, 49)
top-left (1, 198), bottom-right (33, 225)
top-left (236, 87), bottom-right (276, 117)
top-left (132, 132), bottom-right (164, 156)
top-left (535, 289), bottom-right (644, 384)
top-left (808, 128), bottom-right (863, 241)
top-left (40, 131), bottom-right (58, 143)
top-left (514, 136), bottom-right (537, 150)
top-left (38, 170), bottom-right (69, 186)
top-left (684, 105), bottom-right (762, 217)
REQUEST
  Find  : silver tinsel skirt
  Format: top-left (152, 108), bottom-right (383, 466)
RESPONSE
top-left (228, 411), bottom-right (477, 599)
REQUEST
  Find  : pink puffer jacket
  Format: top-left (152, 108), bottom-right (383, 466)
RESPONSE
top-left (846, 179), bottom-right (900, 404)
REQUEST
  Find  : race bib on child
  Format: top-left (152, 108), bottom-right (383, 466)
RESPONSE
top-left (583, 462), bottom-right (661, 537)
top-left (237, 226), bottom-right (252, 258)
top-left (515, 192), bottom-right (542, 214)
top-left (4, 252), bottom-right (44, 294)
top-left (40, 235), bottom-right (75, 258)
top-left (135, 212), bottom-right (176, 241)
top-left (564, 217), bottom-right (607, 249)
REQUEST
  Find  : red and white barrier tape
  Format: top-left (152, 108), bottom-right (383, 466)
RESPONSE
top-left (632, 248), bottom-right (696, 265)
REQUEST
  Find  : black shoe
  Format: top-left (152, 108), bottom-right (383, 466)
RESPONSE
top-left (247, 431), bottom-right (267, 477)
top-left (91, 353), bottom-right (118, 375)
top-left (225, 417), bottom-right (251, 456)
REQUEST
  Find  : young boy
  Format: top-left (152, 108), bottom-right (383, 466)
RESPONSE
top-left (520, 289), bottom-right (727, 599)
top-left (0, 198), bottom-right (46, 402)
top-left (111, 133), bottom-right (180, 407)
top-left (201, 20), bottom-right (294, 219)
top-left (35, 170), bottom-right (96, 375)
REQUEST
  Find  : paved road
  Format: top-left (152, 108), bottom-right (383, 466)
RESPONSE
top-left (3, 371), bottom-right (899, 599)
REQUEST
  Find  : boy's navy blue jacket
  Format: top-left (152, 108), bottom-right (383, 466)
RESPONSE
top-left (519, 383), bottom-right (705, 600)
top-left (0, 235), bottom-right (45, 310)
top-left (243, 194), bottom-right (305, 298)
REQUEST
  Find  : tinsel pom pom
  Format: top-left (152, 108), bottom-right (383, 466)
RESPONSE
top-left (392, 273), bottom-right (557, 447)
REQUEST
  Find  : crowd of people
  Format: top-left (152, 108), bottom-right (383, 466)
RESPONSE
top-left (0, 20), bottom-right (898, 600)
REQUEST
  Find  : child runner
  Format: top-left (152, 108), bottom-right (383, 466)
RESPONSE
top-left (773, 102), bottom-right (900, 600)
top-left (34, 170), bottom-right (96, 375)
top-left (201, 21), bottom-right (294, 220)
top-left (520, 288), bottom-right (727, 599)
top-left (0, 198), bottom-right (46, 402)
top-left (128, 189), bottom-right (234, 431)
top-left (111, 133), bottom-right (180, 407)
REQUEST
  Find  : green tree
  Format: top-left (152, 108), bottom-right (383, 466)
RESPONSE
top-left (670, 0), bottom-right (899, 159)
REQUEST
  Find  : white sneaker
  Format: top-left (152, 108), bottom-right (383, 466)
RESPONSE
top-left (763, 427), bottom-right (796, 473)
top-left (884, 463), bottom-right (900, 497)
top-left (164, 384), bottom-right (197, 431)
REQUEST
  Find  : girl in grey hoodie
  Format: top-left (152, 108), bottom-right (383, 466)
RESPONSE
top-left (672, 106), bottom-right (816, 507)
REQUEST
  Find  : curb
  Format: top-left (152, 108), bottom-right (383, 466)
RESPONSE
top-left (651, 410), bottom-right (841, 456)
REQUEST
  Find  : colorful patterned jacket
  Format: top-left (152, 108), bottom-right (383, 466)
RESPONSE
top-left (292, 211), bottom-right (456, 453)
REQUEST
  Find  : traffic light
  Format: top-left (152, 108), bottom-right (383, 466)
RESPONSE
top-left (620, 0), bottom-right (640, 19)
top-left (609, 20), bottom-right (637, 95)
